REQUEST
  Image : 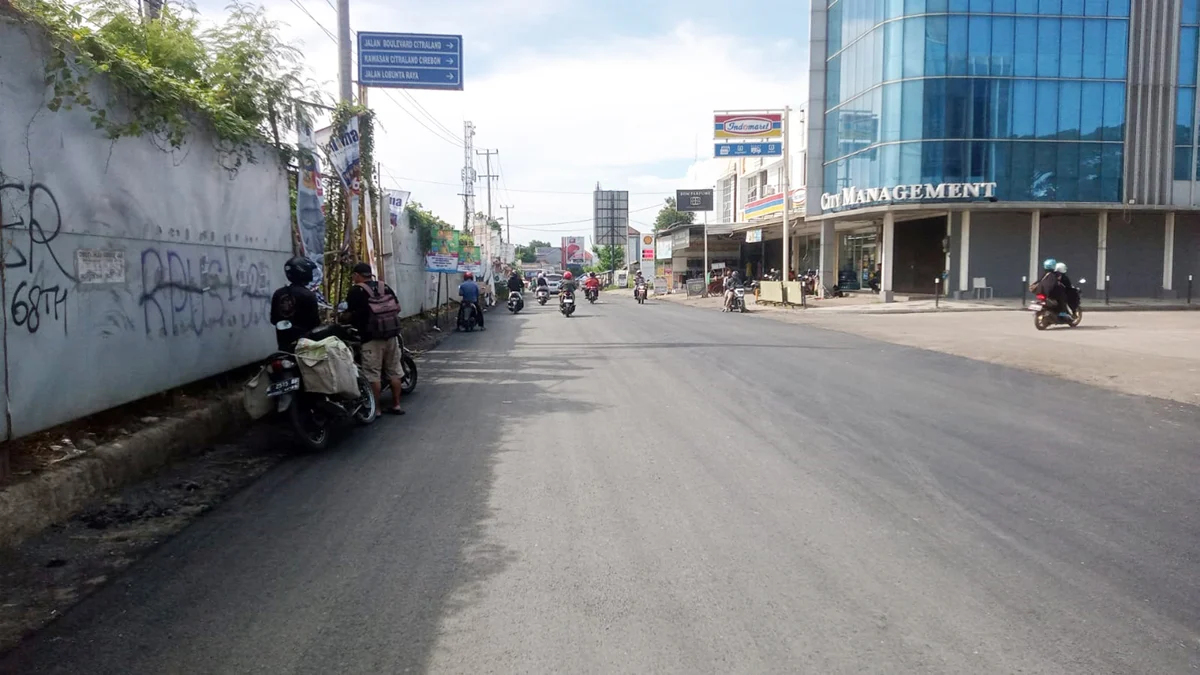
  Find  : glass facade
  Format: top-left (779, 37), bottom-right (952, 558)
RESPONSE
top-left (1176, 3), bottom-right (1200, 180)
top-left (823, 0), bottom-right (1131, 210)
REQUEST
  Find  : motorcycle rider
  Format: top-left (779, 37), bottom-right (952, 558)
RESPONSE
top-left (457, 271), bottom-right (485, 330)
top-left (270, 256), bottom-right (322, 351)
top-left (722, 269), bottom-right (736, 311)
top-left (507, 270), bottom-right (525, 294)
top-left (1055, 261), bottom-right (1079, 316)
top-left (1031, 258), bottom-right (1070, 318)
top-left (633, 270), bottom-right (646, 296)
top-left (559, 270), bottom-right (578, 298)
top-left (584, 271), bottom-right (601, 299)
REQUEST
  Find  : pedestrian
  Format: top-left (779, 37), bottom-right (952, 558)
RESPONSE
top-left (345, 262), bottom-right (406, 417)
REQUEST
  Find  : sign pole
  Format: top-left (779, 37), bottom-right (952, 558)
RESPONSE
top-left (782, 105), bottom-right (791, 280)
top-left (703, 210), bottom-right (709, 290)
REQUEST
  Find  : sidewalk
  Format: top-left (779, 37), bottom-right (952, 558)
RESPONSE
top-left (656, 290), bottom-right (1199, 315)
top-left (655, 291), bottom-right (1200, 406)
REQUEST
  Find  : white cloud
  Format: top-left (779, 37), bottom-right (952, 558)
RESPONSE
top-left (226, 0), bottom-right (808, 243)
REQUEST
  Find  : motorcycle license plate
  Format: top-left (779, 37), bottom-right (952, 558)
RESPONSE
top-left (267, 377), bottom-right (300, 396)
top-left (564, 298), bottom-right (574, 304)
top-left (1028, 303), bottom-right (1044, 311)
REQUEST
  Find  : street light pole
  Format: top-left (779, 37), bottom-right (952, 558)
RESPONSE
top-left (782, 104), bottom-right (792, 281)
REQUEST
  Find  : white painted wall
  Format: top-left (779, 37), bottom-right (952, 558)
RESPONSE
top-left (0, 17), bottom-right (290, 439)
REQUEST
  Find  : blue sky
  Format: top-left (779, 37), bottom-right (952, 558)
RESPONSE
top-left (196, 0), bottom-right (811, 243)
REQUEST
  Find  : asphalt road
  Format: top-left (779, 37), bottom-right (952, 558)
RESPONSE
top-left (3, 292), bottom-right (1198, 674)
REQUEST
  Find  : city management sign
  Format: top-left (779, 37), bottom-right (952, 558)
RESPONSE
top-left (820, 182), bottom-right (998, 211)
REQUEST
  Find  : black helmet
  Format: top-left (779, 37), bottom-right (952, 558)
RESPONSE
top-left (284, 256), bottom-right (316, 285)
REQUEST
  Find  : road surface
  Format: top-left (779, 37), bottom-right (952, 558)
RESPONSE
top-left (3, 292), bottom-right (1198, 674)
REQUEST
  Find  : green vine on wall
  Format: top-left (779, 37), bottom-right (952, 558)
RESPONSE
top-left (13, 0), bottom-right (325, 168)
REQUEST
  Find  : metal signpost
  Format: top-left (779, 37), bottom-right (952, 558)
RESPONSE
top-left (356, 32), bottom-right (464, 90)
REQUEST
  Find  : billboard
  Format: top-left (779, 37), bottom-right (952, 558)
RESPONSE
top-left (425, 228), bottom-right (460, 273)
top-left (676, 189), bottom-right (714, 212)
top-left (562, 236), bottom-right (586, 266)
top-left (593, 189), bottom-right (629, 248)
top-left (713, 113), bottom-right (783, 139)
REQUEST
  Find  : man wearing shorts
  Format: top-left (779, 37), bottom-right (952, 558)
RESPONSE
top-left (346, 262), bottom-right (405, 417)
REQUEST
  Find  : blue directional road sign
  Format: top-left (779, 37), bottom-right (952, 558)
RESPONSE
top-left (357, 32), bottom-right (463, 91)
top-left (714, 142), bottom-right (783, 158)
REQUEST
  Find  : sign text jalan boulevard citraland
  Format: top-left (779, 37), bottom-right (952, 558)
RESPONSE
top-left (821, 182), bottom-right (998, 211)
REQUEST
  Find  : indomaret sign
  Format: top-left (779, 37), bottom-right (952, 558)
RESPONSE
top-left (821, 182), bottom-right (997, 211)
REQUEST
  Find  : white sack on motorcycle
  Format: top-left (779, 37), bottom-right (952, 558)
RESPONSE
top-left (295, 337), bottom-right (359, 398)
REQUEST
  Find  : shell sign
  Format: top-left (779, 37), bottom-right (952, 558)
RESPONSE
top-left (714, 113), bottom-right (783, 139)
top-left (641, 234), bottom-right (655, 260)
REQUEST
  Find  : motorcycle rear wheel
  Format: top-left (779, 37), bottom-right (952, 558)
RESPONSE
top-left (1034, 311), bottom-right (1051, 331)
top-left (400, 355), bottom-right (418, 394)
top-left (289, 397), bottom-right (331, 451)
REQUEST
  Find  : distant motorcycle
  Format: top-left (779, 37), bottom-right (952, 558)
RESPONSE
top-left (536, 287), bottom-right (550, 305)
top-left (634, 283), bottom-right (648, 304)
top-left (1030, 279), bottom-right (1085, 330)
top-left (266, 323), bottom-right (375, 451)
top-left (585, 287), bottom-right (599, 304)
top-left (560, 290), bottom-right (577, 317)
top-left (726, 285), bottom-right (748, 313)
top-left (507, 290), bottom-right (524, 314)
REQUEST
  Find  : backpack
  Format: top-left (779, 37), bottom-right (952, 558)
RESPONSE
top-left (357, 281), bottom-right (402, 340)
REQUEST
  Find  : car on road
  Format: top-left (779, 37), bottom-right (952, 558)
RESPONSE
top-left (545, 274), bottom-right (563, 293)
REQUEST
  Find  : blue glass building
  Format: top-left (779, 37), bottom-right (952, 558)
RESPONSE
top-left (802, 0), bottom-right (1200, 299)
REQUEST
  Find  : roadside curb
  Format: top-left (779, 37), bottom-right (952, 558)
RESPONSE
top-left (0, 392), bottom-right (248, 549)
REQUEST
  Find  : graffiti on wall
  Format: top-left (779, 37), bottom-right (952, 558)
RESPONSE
top-left (138, 247), bottom-right (272, 338)
top-left (1, 181), bottom-right (76, 336)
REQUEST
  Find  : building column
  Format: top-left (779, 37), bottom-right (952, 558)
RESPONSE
top-left (819, 219), bottom-right (836, 290)
top-left (1164, 212), bottom-right (1175, 293)
top-left (1097, 212), bottom-right (1108, 293)
top-left (1027, 210), bottom-right (1041, 285)
top-left (881, 211), bottom-right (895, 303)
top-left (958, 210), bottom-right (972, 297)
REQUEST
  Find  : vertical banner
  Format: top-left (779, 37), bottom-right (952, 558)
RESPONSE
top-left (317, 117), bottom-right (362, 254)
top-left (295, 121), bottom-right (326, 292)
top-left (457, 244), bottom-right (482, 275)
top-left (387, 190), bottom-right (410, 231)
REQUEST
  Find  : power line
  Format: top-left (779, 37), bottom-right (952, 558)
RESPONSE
top-left (378, 174), bottom-right (672, 196)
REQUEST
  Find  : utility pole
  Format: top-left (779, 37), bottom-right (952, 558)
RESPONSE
top-left (782, 105), bottom-right (792, 280)
top-left (476, 149), bottom-right (499, 224)
top-left (337, 0), bottom-right (352, 102)
top-left (500, 204), bottom-right (513, 243)
top-left (459, 122), bottom-right (476, 231)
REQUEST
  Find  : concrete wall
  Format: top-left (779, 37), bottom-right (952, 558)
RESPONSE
top-left (1107, 214), bottom-right (1166, 297)
top-left (1174, 215), bottom-right (1200, 298)
top-left (0, 18), bottom-right (289, 439)
top-left (1039, 214), bottom-right (1098, 296)
top-left (967, 213), bottom-right (1029, 298)
top-left (384, 209), bottom-right (463, 315)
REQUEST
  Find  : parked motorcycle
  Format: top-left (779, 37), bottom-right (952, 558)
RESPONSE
top-left (585, 287), bottom-right (599, 304)
top-left (457, 302), bottom-right (479, 332)
top-left (1030, 279), bottom-right (1085, 330)
top-left (266, 323), bottom-right (375, 451)
top-left (536, 287), bottom-right (550, 305)
top-left (634, 283), bottom-right (648, 304)
top-left (560, 290), bottom-right (577, 317)
top-left (507, 290), bottom-right (524, 314)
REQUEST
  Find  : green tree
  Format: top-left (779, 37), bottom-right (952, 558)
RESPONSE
top-left (528, 239), bottom-right (551, 249)
top-left (653, 197), bottom-right (695, 232)
top-left (591, 245), bottom-right (624, 272)
top-left (406, 200), bottom-right (453, 253)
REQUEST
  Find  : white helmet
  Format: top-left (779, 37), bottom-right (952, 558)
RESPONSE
top-left (1054, 262), bottom-right (1067, 274)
